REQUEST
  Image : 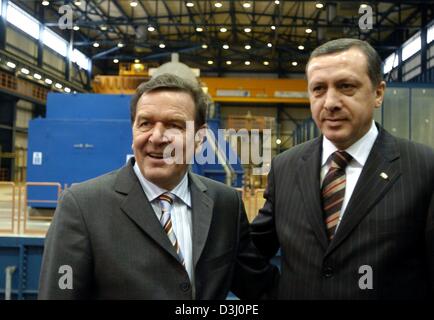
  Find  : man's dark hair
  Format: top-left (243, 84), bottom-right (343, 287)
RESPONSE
top-left (306, 38), bottom-right (383, 88)
top-left (130, 73), bottom-right (208, 130)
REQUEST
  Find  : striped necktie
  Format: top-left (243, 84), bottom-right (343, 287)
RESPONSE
top-left (158, 192), bottom-right (185, 266)
top-left (321, 150), bottom-right (353, 241)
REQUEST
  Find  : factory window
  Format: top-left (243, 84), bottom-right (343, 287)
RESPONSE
top-left (402, 34), bottom-right (421, 62)
top-left (43, 27), bottom-right (68, 57)
top-left (72, 49), bottom-right (91, 71)
top-left (6, 2), bottom-right (40, 40)
top-left (383, 53), bottom-right (399, 74)
top-left (427, 24), bottom-right (434, 44)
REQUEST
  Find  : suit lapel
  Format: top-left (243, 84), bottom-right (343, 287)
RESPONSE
top-left (189, 173), bottom-right (214, 269)
top-left (296, 137), bottom-right (329, 251)
top-left (326, 127), bottom-right (401, 256)
top-left (115, 161), bottom-right (181, 263)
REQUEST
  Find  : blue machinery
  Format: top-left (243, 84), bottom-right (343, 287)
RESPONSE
top-left (0, 237), bottom-right (44, 299)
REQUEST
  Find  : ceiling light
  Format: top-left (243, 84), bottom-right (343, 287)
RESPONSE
top-left (73, 26), bottom-right (80, 31)
top-left (42, 1), bottom-right (49, 6)
top-left (271, 25), bottom-right (276, 30)
top-left (263, 61), bottom-right (269, 66)
top-left (148, 26), bottom-right (155, 32)
top-left (276, 138), bottom-right (282, 145)
top-left (243, 2), bottom-right (251, 8)
top-left (245, 61), bottom-right (251, 65)
top-left (186, 2), bottom-right (194, 7)
top-left (20, 68), bottom-right (30, 75)
top-left (208, 60), bottom-right (214, 65)
top-left (316, 2), bottom-right (324, 9)
top-left (101, 25), bottom-right (107, 31)
top-left (226, 61), bottom-right (232, 65)
top-left (222, 44), bottom-right (229, 49)
top-left (244, 27), bottom-right (251, 33)
top-left (292, 61), bottom-right (298, 66)
top-left (134, 59), bottom-right (140, 63)
top-left (159, 43), bottom-right (166, 48)
top-left (267, 43), bottom-right (272, 48)
top-left (274, 0), bottom-right (280, 4)
top-left (298, 45), bottom-right (305, 50)
top-left (6, 62), bottom-right (16, 69)
top-left (202, 44), bottom-right (208, 49)
top-left (74, 1), bottom-right (81, 5)
top-left (64, 87), bottom-right (71, 93)
top-left (45, 78), bottom-right (53, 85)
top-left (33, 73), bottom-right (42, 80)
top-left (245, 44), bottom-right (251, 50)
top-left (214, 2), bottom-right (222, 8)
top-left (220, 27), bottom-right (227, 33)
top-left (130, 1), bottom-right (138, 7)
top-left (117, 42), bottom-right (124, 48)
top-left (93, 42), bottom-right (100, 47)
top-left (196, 27), bottom-right (203, 32)
top-left (55, 83), bottom-right (62, 89)
top-left (360, 4), bottom-right (368, 9)
top-left (305, 28), bottom-right (313, 33)
top-left (113, 59), bottom-right (119, 64)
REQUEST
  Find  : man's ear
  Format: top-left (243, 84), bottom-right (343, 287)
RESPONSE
top-left (194, 124), bottom-right (207, 150)
top-left (374, 81), bottom-right (386, 108)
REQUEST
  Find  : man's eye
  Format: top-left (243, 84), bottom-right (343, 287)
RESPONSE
top-left (169, 123), bottom-right (184, 130)
top-left (139, 121), bottom-right (151, 128)
top-left (340, 83), bottom-right (355, 90)
top-left (313, 86), bottom-right (325, 94)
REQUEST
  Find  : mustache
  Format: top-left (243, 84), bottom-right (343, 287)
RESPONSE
top-left (320, 111), bottom-right (348, 121)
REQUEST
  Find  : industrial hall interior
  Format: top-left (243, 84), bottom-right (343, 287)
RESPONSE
top-left (0, 0), bottom-right (433, 300)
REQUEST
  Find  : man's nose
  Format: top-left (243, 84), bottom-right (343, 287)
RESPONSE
top-left (323, 88), bottom-right (342, 112)
top-left (149, 123), bottom-right (169, 144)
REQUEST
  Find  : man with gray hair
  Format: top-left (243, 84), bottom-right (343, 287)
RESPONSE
top-left (251, 38), bottom-right (434, 299)
top-left (39, 73), bottom-right (278, 299)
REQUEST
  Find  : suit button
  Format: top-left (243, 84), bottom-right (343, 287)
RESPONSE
top-left (180, 282), bottom-right (191, 292)
top-left (323, 266), bottom-right (333, 278)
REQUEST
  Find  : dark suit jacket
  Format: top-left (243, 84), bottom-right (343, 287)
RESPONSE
top-left (39, 158), bottom-right (277, 299)
top-left (251, 125), bottom-right (434, 299)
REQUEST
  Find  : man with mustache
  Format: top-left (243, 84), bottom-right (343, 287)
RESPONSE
top-left (251, 38), bottom-right (434, 299)
top-left (39, 74), bottom-right (277, 299)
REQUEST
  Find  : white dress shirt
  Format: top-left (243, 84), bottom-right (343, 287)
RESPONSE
top-left (320, 121), bottom-right (378, 230)
top-left (133, 163), bottom-right (194, 286)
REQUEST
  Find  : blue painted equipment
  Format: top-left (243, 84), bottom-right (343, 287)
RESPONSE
top-left (0, 237), bottom-right (44, 299)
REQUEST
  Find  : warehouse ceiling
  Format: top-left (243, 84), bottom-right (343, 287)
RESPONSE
top-left (15, 0), bottom-right (434, 76)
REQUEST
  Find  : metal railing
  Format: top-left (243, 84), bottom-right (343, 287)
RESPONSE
top-left (0, 182), bottom-right (62, 236)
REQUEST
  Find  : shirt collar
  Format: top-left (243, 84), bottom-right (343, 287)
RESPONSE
top-left (133, 162), bottom-right (191, 207)
top-left (321, 120), bottom-right (378, 167)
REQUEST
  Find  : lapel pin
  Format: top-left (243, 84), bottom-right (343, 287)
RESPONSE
top-left (380, 172), bottom-right (389, 180)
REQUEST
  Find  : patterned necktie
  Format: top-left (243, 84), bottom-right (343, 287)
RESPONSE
top-left (158, 192), bottom-right (185, 266)
top-left (321, 150), bottom-right (353, 241)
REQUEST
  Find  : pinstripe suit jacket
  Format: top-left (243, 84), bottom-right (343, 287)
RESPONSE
top-left (252, 125), bottom-right (434, 299)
